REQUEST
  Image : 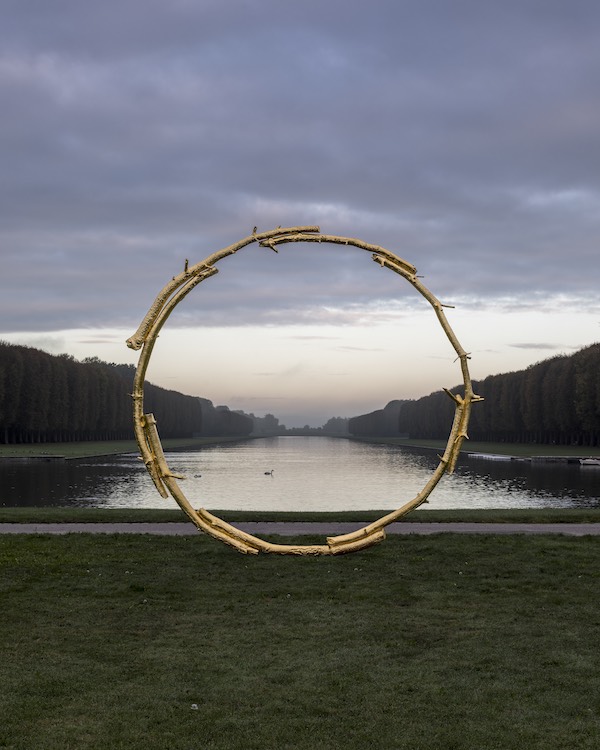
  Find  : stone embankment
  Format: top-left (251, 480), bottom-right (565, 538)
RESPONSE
top-left (468, 453), bottom-right (600, 466)
top-left (0, 455), bottom-right (66, 463)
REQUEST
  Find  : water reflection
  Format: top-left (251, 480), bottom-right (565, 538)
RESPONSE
top-left (0, 436), bottom-right (598, 511)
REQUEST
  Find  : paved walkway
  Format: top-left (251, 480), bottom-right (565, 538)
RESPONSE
top-left (1, 522), bottom-right (599, 536)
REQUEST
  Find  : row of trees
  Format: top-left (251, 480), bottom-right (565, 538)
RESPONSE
top-left (349, 343), bottom-right (600, 447)
top-left (348, 400), bottom-right (406, 437)
top-left (8, 339), bottom-right (598, 447)
top-left (246, 413), bottom-right (350, 436)
top-left (0, 342), bottom-right (252, 444)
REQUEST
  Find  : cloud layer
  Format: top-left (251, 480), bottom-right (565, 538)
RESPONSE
top-left (2, 0), bottom-right (600, 334)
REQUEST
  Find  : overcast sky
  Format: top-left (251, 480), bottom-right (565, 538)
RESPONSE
top-left (2, 1), bottom-right (599, 426)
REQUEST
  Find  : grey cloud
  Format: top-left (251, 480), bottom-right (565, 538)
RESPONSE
top-left (509, 343), bottom-right (564, 351)
top-left (2, 1), bottom-right (600, 333)
top-left (509, 342), bottom-right (582, 352)
top-left (334, 345), bottom-right (386, 352)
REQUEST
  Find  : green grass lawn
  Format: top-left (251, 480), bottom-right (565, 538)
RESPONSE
top-left (1, 533), bottom-right (600, 749)
top-left (353, 436), bottom-right (600, 458)
top-left (0, 436), bottom-right (251, 459)
top-left (2, 507), bottom-right (600, 525)
top-left (2, 436), bottom-right (599, 460)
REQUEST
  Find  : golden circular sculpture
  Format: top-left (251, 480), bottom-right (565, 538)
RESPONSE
top-left (127, 226), bottom-right (481, 555)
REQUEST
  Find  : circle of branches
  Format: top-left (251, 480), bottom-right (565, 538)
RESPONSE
top-left (127, 226), bottom-right (480, 555)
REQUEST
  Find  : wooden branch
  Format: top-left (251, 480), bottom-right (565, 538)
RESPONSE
top-left (126, 226), bottom-right (319, 350)
top-left (128, 226), bottom-right (481, 555)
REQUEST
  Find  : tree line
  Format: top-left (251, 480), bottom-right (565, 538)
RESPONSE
top-left (0, 342), bottom-right (252, 444)
top-left (246, 413), bottom-right (350, 435)
top-left (349, 343), bottom-right (600, 447)
top-left (347, 400), bottom-right (406, 438)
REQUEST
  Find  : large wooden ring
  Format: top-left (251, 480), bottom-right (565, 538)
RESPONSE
top-left (127, 226), bottom-right (480, 555)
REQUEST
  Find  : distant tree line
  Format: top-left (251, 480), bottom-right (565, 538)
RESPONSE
top-left (247, 412), bottom-right (285, 435)
top-left (0, 342), bottom-right (252, 444)
top-left (196, 398), bottom-right (254, 438)
top-left (239, 412), bottom-right (350, 436)
top-left (349, 344), bottom-right (600, 447)
top-left (321, 416), bottom-right (349, 435)
top-left (348, 400), bottom-right (407, 437)
top-left (281, 417), bottom-right (350, 436)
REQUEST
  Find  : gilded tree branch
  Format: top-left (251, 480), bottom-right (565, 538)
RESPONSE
top-left (128, 226), bottom-right (481, 555)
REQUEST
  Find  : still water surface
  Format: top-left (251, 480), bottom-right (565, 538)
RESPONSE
top-left (1, 437), bottom-right (599, 511)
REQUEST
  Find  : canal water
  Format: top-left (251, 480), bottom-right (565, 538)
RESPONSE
top-left (1, 437), bottom-right (599, 511)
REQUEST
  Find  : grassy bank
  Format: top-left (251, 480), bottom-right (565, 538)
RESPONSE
top-left (3, 436), bottom-right (599, 461)
top-left (351, 436), bottom-right (600, 458)
top-left (1, 507), bottom-right (600, 525)
top-left (0, 436), bottom-right (253, 460)
top-left (1, 533), bottom-right (599, 749)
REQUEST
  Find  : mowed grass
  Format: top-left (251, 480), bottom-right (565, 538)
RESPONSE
top-left (353, 437), bottom-right (600, 458)
top-left (1, 533), bottom-right (600, 749)
top-left (0, 436), bottom-right (250, 460)
top-left (2, 436), bottom-right (599, 461)
top-left (2, 507), bottom-right (600, 525)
